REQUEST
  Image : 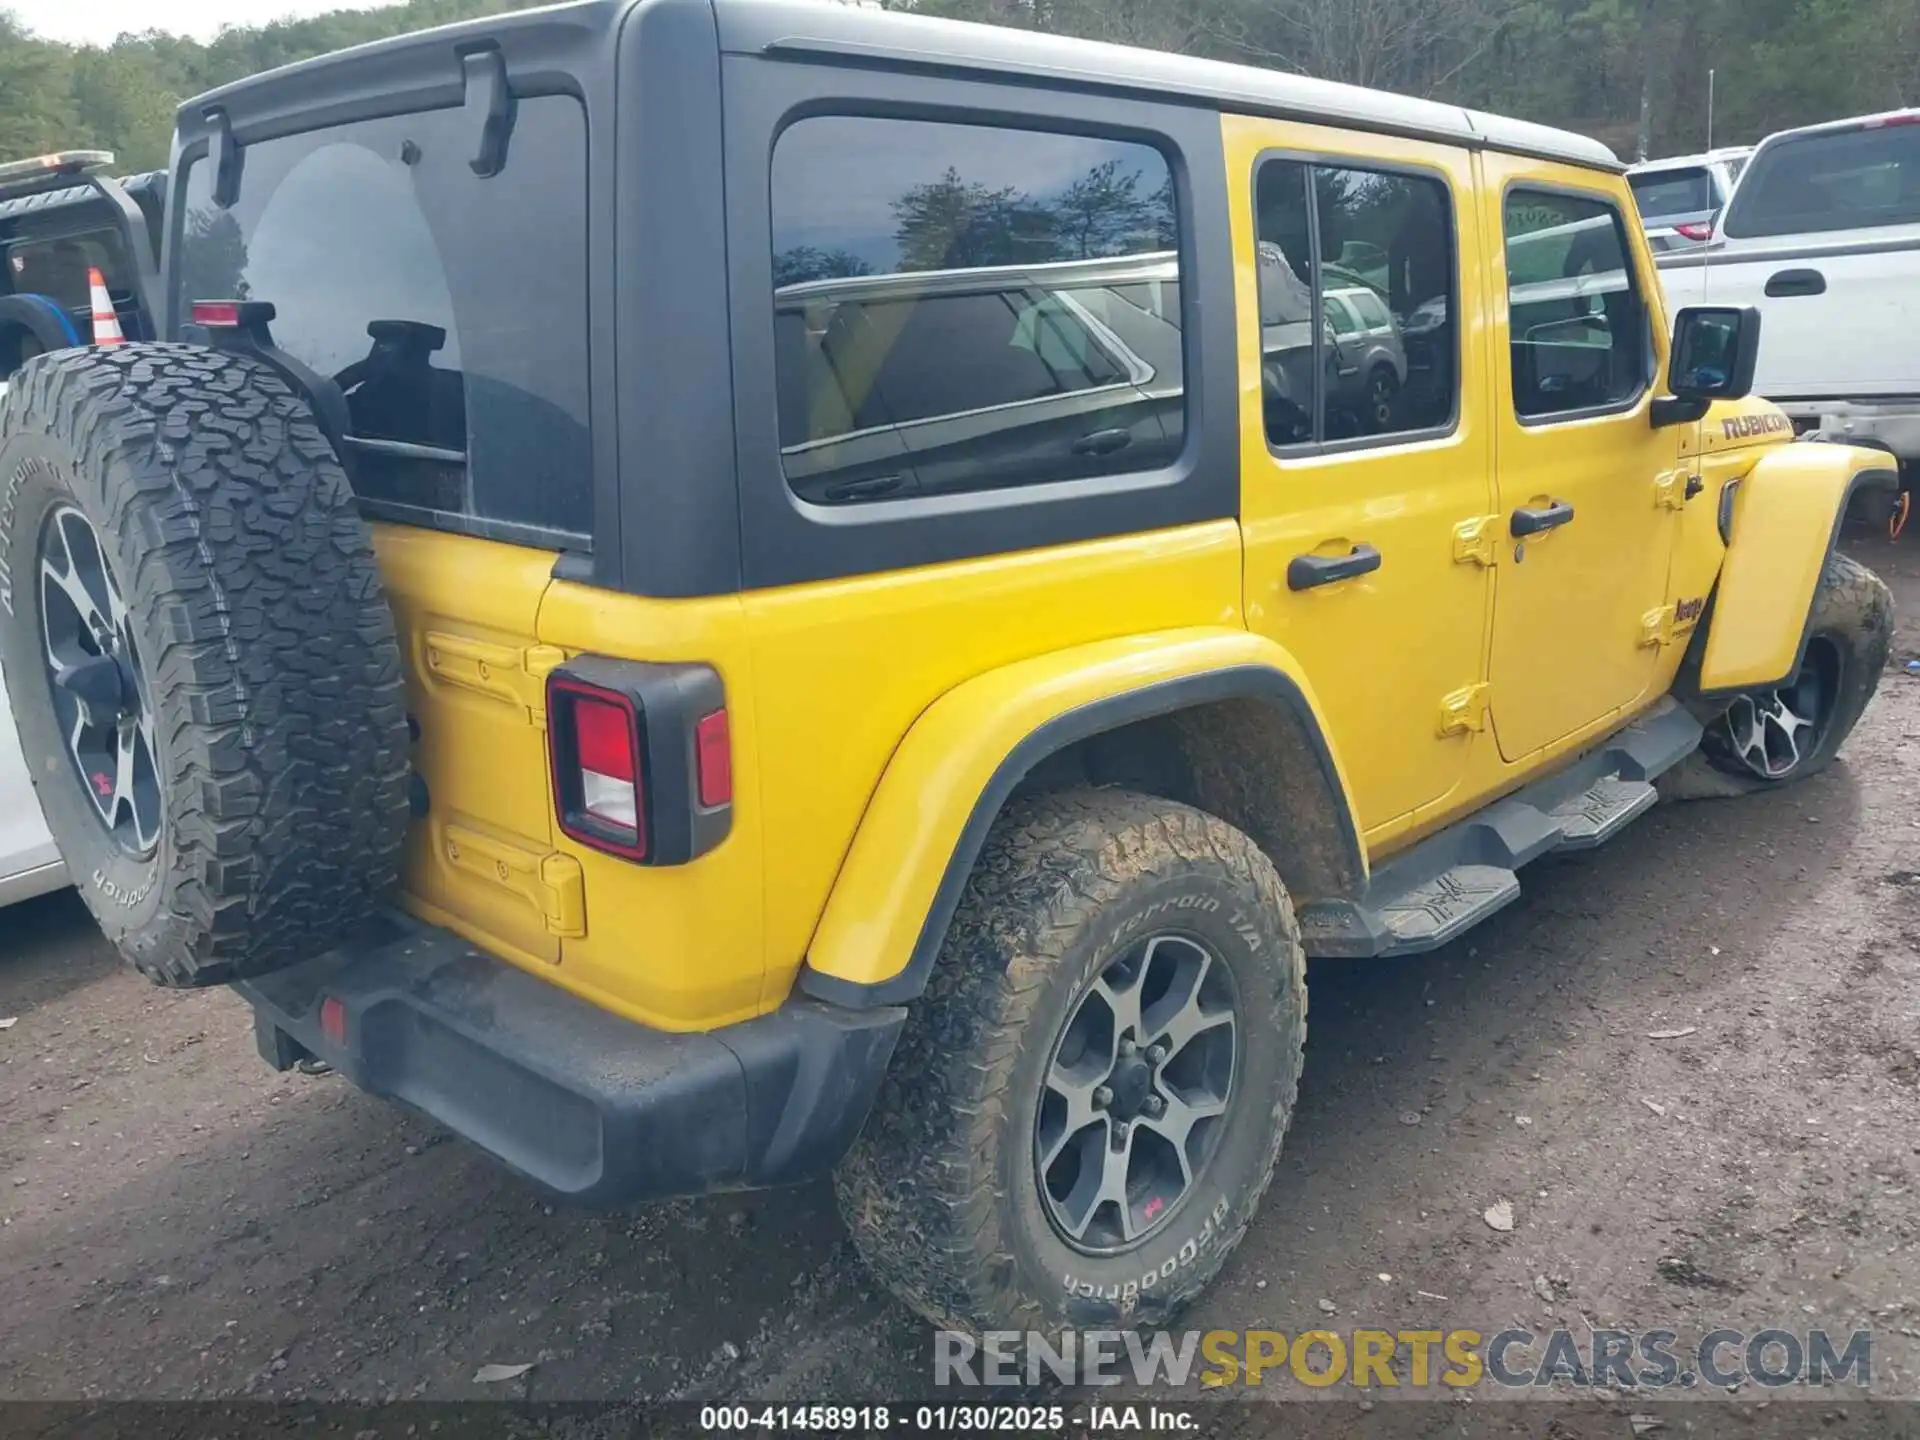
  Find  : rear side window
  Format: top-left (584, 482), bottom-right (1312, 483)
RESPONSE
top-left (1725, 123), bottom-right (1920, 238)
top-left (769, 115), bottom-right (1183, 506)
top-left (1628, 167), bottom-right (1714, 221)
top-left (175, 95), bottom-right (591, 543)
top-left (1503, 189), bottom-right (1649, 421)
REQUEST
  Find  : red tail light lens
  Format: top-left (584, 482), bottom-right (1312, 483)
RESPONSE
top-left (1674, 221), bottom-right (1714, 242)
top-left (573, 695), bottom-right (640, 834)
top-left (550, 681), bottom-right (647, 859)
top-left (192, 300), bottom-right (241, 327)
top-left (319, 995), bottom-right (347, 1046)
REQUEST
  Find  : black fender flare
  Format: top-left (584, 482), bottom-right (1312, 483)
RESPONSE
top-left (800, 664), bottom-right (1364, 1009)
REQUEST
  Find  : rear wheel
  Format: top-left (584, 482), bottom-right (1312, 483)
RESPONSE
top-left (835, 789), bottom-right (1306, 1335)
top-left (1663, 551), bottom-right (1892, 799)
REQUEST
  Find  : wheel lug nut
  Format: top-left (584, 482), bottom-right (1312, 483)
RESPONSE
top-left (1147, 1044), bottom-right (1167, 1065)
top-left (1112, 1121), bottom-right (1129, 1144)
top-left (1092, 1085), bottom-right (1114, 1109)
top-left (1117, 1037), bottom-right (1136, 1058)
top-left (1146, 1095), bottom-right (1165, 1117)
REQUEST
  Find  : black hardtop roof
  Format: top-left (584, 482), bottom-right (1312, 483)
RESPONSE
top-left (181, 0), bottom-right (1618, 173)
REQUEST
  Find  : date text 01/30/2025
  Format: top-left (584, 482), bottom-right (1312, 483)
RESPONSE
top-left (698, 1405), bottom-right (1199, 1432)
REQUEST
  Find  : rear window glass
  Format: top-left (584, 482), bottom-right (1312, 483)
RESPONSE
top-left (1628, 167), bottom-right (1714, 221)
top-left (7, 232), bottom-right (130, 312)
top-left (175, 95), bottom-right (591, 543)
top-left (1724, 123), bottom-right (1920, 238)
top-left (769, 115), bottom-right (1183, 506)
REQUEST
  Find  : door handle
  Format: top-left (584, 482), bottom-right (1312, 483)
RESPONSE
top-left (1072, 427), bottom-right (1132, 457)
top-left (1510, 500), bottom-right (1575, 537)
top-left (1288, 543), bottom-right (1382, 591)
top-left (1764, 268), bottom-right (1826, 298)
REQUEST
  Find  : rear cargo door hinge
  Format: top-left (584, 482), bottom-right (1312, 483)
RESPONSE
top-left (1452, 515), bottom-right (1501, 567)
top-left (423, 635), bottom-right (565, 726)
top-left (1437, 682), bottom-right (1490, 737)
top-left (1640, 603), bottom-right (1679, 648)
top-left (538, 854), bottom-right (586, 939)
top-left (442, 824), bottom-right (586, 941)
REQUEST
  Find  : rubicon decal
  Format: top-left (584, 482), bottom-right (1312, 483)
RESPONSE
top-left (1722, 412), bottom-right (1792, 439)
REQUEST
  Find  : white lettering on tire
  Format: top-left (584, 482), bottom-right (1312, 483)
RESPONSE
top-left (1064, 1198), bottom-right (1232, 1297)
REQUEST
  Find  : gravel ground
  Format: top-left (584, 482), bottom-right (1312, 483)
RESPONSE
top-left (1, 530), bottom-right (1917, 1413)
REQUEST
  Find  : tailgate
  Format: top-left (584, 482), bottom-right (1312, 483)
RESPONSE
top-left (372, 525), bottom-right (568, 969)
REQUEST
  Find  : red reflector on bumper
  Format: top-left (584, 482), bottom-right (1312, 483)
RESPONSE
top-left (320, 995), bottom-right (347, 1045)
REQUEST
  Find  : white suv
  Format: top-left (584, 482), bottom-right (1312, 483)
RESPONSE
top-left (1627, 147), bottom-right (1752, 251)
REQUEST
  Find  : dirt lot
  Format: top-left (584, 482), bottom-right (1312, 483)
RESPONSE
top-left (2, 531), bottom-right (1918, 1410)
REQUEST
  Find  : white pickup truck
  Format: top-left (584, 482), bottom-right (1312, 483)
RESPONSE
top-left (1657, 109), bottom-right (1920, 487)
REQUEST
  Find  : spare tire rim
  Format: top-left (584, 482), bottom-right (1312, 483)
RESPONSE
top-left (1036, 932), bottom-right (1239, 1256)
top-left (1717, 638), bottom-right (1837, 782)
top-left (37, 503), bottom-right (161, 856)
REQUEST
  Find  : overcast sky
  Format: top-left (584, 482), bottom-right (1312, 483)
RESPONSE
top-left (10, 0), bottom-right (406, 44)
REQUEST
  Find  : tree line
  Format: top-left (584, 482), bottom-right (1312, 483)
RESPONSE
top-left (2, 0), bottom-right (1914, 178)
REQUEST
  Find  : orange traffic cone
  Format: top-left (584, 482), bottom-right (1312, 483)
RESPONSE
top-left (88, 267), bottom-right (124, 347)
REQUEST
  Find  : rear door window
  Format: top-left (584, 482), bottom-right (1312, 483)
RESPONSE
top-left (769, 115), bottom-right (1183, 505)
top-left (1723, 123), bottom-right (1920, 238)
top-left (174, 95), bottom-right (591, 544)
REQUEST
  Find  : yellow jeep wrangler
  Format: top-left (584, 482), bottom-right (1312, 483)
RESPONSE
top-left (0, 0), bottom-right (1894, 1336)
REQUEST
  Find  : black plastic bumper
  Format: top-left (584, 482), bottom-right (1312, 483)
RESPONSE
top-left (236, 913), bottom-right (906, 1206)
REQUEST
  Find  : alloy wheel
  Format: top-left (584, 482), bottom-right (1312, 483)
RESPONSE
top-left (1715, 639), bottom-right (1837, 782)
top-left (1035, 932), bottom-right (1239, 1255)
top-left (37, 502), bottom-right (161, 855)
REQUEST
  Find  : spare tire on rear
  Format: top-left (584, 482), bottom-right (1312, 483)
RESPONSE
top-left (0, 344), bottom-right (410, 987)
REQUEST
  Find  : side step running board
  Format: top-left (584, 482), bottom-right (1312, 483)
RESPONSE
top-left (1298, 698), bottom-right (1702, 958)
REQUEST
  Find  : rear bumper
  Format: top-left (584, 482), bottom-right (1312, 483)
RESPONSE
top-left (237, 912), bottom-right (906, 1206)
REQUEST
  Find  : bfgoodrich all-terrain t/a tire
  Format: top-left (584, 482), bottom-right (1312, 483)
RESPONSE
top-left (1661, 551), bottom-right (1894, 801)
top-left (0, 344), bottom-right (409, 987)
top-left (835, 788), bottom-right (1307, 1336)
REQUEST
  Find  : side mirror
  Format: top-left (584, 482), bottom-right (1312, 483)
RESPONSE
top-left (1652, 305), bottom-right (1761, 427)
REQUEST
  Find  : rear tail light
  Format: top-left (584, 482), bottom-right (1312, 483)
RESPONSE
top-left (550, 680), bottom-right (648, 859)
top-left (546, 659), bottom-right (732, 866)
top-left (190, 299), bottom-right (278, 329)
top-left (1863, 111), bottom-right (1920, 128)
top-left (1674, 221), bottom-right (1714, 242)
top-left (319, 995), bottom-right (347, 1046)
top-left (191, 300), bottom-right (243, 327)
